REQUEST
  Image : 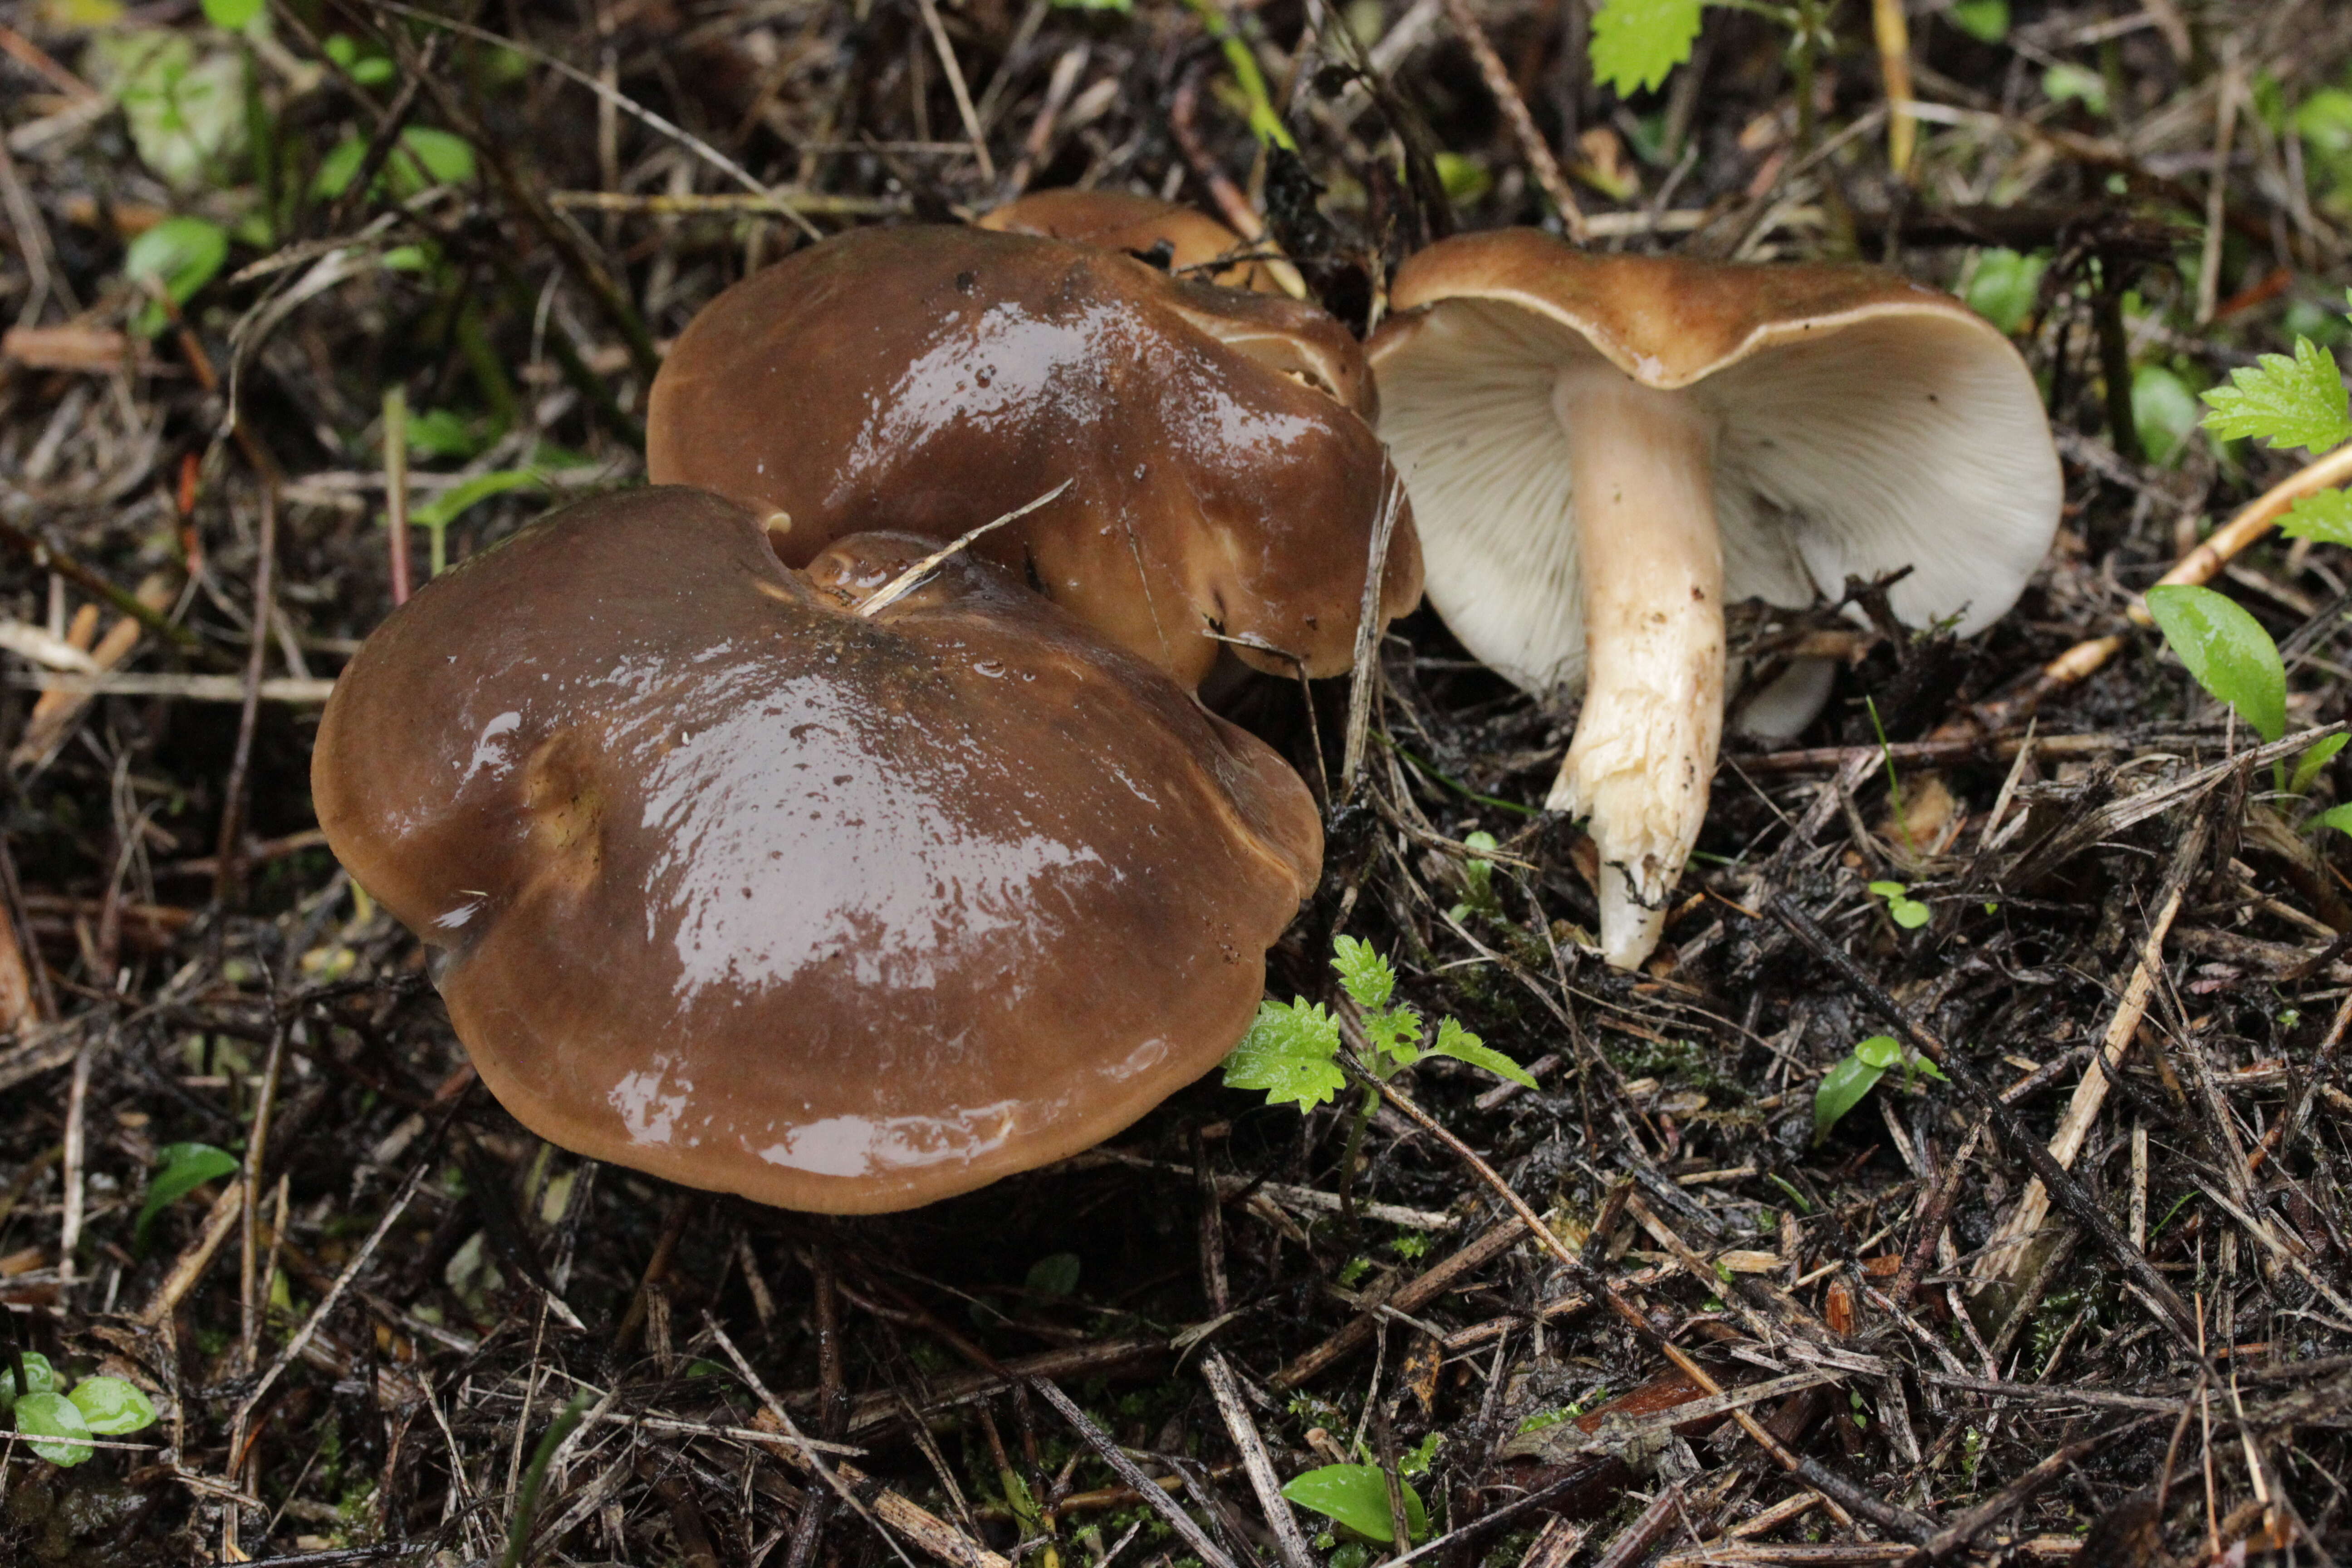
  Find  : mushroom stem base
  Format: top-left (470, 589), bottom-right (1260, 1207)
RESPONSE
top-left (1545, 362), bottom-right (1725, 969)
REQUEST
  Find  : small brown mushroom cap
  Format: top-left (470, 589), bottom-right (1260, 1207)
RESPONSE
top-left (646, 224), bottom-right (1417, 688)
top-left (977, 189), bottom-right (1283, 293)
top-left (313, 486), bottom-right (1323, 1214)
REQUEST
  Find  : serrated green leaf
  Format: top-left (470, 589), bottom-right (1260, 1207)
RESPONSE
top-left (1222, 1000), bottom-right (1345, 1111)
top-left (1364, 1006), bottom-right (1422, 1069)
top-left (1589, 0), bottom-right (1705, 97)
top-left (2145, 584), bottom-right (2286, 742)
top-left (2278, 488), bottom-right (2352, 546)
top-left (68, 1377), bottom-right (157, 1436)
top-left (135, 1142), bottom-right (240, 1255)
top-left (1331, 936), bottom-right (1395, 1010)
top-left (1280, 1465), bottom-right (1429, 1544)
top-left (1814, 1053), bottom-right (1889, 1142)
top-left (0, 1352), bottom-right (55, 1413)
top-left (2292, 734), bottom-right (2349, 795)
top-left (2200, 338), bottom-right (2352, 455)
top-left (1430, 1018), bottom-right (1538, 1088)
top-left (15, 1392), bottom-right (92, 1467)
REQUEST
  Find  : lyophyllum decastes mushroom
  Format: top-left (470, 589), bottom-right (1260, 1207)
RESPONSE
top-left (313, 486), bottom-right (1323, 1214)
top-left (1368, 229), bottom-right (2062, 968)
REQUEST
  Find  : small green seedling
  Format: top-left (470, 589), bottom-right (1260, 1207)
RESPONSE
top-left (1867, 882), bottom-right (1931, 930)
top-left (1223, 936), bottom-right (1536, 1115)
top-left (9, 1366), bottom-right (157, 1467)
top-left (135, 1142), bottom-right (240, 1254)
top-left (1447, 831), bottom-right (1501, 923)
top-left (1280, 1464), bottom-right (1429, 1544)
top-left (1814, 1034), bottom-right (1945, 1142)
top-left (123, 216), bottom-right (229, 338)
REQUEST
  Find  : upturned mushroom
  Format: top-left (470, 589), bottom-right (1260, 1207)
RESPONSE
top-left (313, 486), bottom-right (1322, 1214)
top-left (978, 188), bottom-right (1282, 293)
top-left (646, 223), bottom-right (1420, 690)
top-left (1367, 230), bottom-right (2061, 968)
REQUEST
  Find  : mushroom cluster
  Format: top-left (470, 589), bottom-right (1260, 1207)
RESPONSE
top-left (318, 216), bottom-right (1416, 1213)
top-left (320, 205), bottom-right (2061, 1209)
top-left (1367, 229), bottom-right (2061, 968)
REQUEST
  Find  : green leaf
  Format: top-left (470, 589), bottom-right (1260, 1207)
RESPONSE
top-left (1867, 881), bottom-right (1931, 930)
top-left (201, 0), bottom-right (263, 26)
top-left (0, 1352), bottom-right (56, 1413)
top-left (2145, 585), bottom-right (2286, 743)
top-left (314, 127), bottom-right (480, 202)
top-left (68, 1377), bottom-right (157, 1436)
top-left (2200, 338), bottom-right (2352, 455)
top-left (1814, 1052), bottom-right (1890, 1142)
top-left (1963, 249), bottom-right (2048, 336)
top-left (15, 1392), bottom-right (93, 1467)
top-left (123, 216), bottom-right (230, 338)
top-left (2278, 488), bottom-right (2352, 546)
top-left (1430, 1018), bottom-right (1538, 1089)
top-left (1280, 1465), bottom-right (1429, 1544)
top-left (389, 128), bottom-right (476, 193)
top-left (2043, 63), bottom-right (2108, 117)
top-left (2315, 804), bottom-right (2352, 837)
top-left (1023, 1253), bottom-right (1080, 1298)
top-left (1852, 1035), bottom-right (1903, 1071)
top-left (1222, 1000), bottom-right (1345, 1111)
top-left (405, 407), bottom-right (490, 461)
top-left (135, 1142), bottom-right (240, 1254)
top-left (2291, 734), bottom-right (2349, 795)
top-left (1589, 0), bottom-right (1705, 97)
top-left (1331, 936), bottom-right (1395, 1011)
top-left (82, 30), bottom-right (249, 191)
top-left (2133, 365), bottom-right (2203, 465)
top-left (1363, 1006), bottom-right (1422, 1070)
top-left (410, 470), bottom-right (548, 531)
top-left (1945, 0), bottom-right (2007, 43)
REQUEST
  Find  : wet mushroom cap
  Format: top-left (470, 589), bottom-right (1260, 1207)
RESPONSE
top-left (977, 188), bottom-right (1283, 293)
top-left (646, 223), bottom-right (1418, 688)
top-left (312, 486), bottom-right (1323, 1214)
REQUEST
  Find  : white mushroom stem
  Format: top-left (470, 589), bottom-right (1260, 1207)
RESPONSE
top-left (1546, 361), bottom-right (1725, 969)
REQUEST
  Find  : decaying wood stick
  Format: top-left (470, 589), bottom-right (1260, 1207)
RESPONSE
top-left (1974, 808), bottom-right (2208, 1284)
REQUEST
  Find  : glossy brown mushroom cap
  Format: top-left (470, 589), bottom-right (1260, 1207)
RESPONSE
top-left (313, 487), bottom-right (1323, 1214)
top-left (978, 189), bottom-right (1284, 293)
top-left (646, 224), bottom-right (1418, 687)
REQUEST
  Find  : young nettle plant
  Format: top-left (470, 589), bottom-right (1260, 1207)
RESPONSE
top-left (2148, 291), bottom-right (2352, 815)
top-left (1222, 937), bottom-right (1537, 1117)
